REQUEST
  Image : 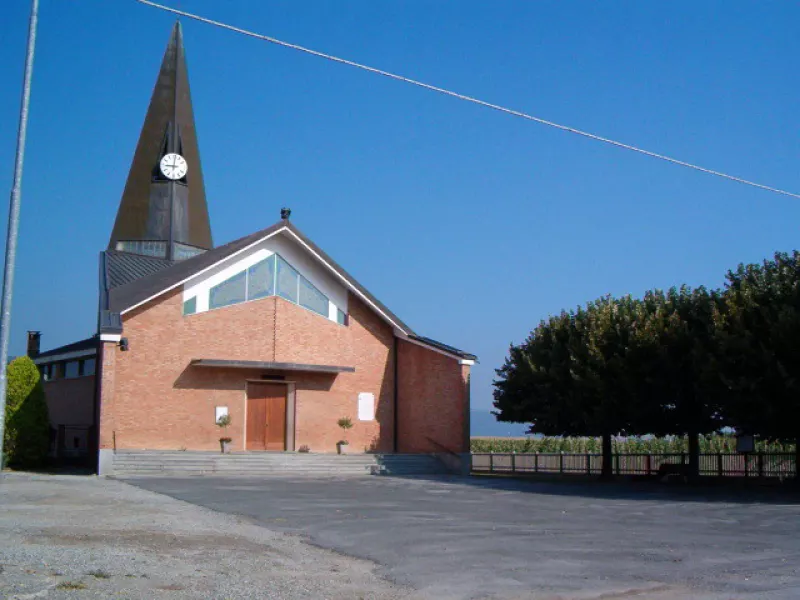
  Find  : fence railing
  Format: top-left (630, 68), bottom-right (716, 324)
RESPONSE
top-left (471, 452), bottom-right (797, 479)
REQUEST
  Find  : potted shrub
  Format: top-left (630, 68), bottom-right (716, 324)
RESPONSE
top-left (336, 417), bottom-right (353, 454)
top-left (216, 414), bottom-right (232, 453)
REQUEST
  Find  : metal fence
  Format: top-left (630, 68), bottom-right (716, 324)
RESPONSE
top-left (471, 452), bottom-right (797, 479)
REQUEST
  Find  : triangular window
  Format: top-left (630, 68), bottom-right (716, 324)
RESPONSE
top-left (198, 253), bottom-right (342, 323)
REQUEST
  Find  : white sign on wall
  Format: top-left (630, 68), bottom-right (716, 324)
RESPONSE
top-left (358, 393), bottom-right (375, 421)
top-left (215, 406), bottom-right (229, 423)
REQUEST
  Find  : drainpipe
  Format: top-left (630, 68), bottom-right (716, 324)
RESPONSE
top-left (393, 336), bottom-right (399, 453)
top-left (91, 337), bottom-right (103, 474)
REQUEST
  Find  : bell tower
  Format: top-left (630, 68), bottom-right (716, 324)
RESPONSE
top-left (108, 21), bottom-right (213, 261)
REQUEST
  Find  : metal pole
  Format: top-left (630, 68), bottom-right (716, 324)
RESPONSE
top-left (0, 0), bottom-right (39, 468)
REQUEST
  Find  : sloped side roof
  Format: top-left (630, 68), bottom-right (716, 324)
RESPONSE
top-left (410, 336), bottom-right (477, 361)
top-left (105, 251), bottom-right (175, 289)
top-left (34, 336), bottom-right (97, 360)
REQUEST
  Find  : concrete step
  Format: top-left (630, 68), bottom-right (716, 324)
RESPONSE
top-left (114, 462), bottom-right (440, 470)
top-left (114, 454), bottom-right (443, 463)
top-left (111, 451), bottom-right (450, 477)
top-left (114, 462), bottom-right (439, 469)
top-left (114, 456), bottom-right (422, 462)
top-left (116, 452), bottom-right (436, 459)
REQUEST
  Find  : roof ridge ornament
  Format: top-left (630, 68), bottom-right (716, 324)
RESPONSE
top-left (280, 207), bottom-right (292, 220)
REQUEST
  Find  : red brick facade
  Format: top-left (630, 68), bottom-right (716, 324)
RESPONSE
top-left (397, 341), bottom-right (470, 454)
top-left (98, 286), bottom-right (470, 454)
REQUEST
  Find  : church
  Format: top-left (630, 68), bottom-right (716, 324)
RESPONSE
top-left (27, 23), bottom-right (475, 475)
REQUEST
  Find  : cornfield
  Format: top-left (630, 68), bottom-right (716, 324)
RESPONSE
top-left (470, 435), bottom-right (796, 454)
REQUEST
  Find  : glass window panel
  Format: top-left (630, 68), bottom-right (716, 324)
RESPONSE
top-left (183, 296), bottom-right (197, 315)
top-left (247, 256), bottom-right (275, 301)
top-left (299, 276), bottom-right (328, 316)
top-left (209, 270), bottom-right (247, 310)
top-left (64, 361), bottom-right (80, 379)
top-left (276, 256), bottom-right (299, 303)
top-left (337, 308), bottom-right (347, 326)
top-left (115, 240), bottom-right (167, 258)
top-left (173, 243), bottom-right (206, 261)
top-left (82, 358), bottom-right (96, 377)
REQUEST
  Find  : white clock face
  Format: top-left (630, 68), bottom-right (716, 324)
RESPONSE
top-left (159, 153), bottom-right (188, 180)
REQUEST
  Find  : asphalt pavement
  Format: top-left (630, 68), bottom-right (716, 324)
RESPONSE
top-left (127, 474), bottom-right (800, 599)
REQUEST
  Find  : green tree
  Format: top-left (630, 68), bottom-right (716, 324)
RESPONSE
top-left (719, 252), bottom-right (800, 470)
top-left (639, 287), bottom-right (725, 477)
top-left (579, 295), bottom-right (642, 477)
top-left (494, 296), bottom-right (643, 478)
top-left (3, 356), bottom-right (50, 468)
top-left (494, 288), bottom-right (729, 478)
top-left (493, 311), bottom-right (581, 438)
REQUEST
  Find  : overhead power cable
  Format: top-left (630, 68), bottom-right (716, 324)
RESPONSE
top-left (134, 0), bottom-right (799, 200)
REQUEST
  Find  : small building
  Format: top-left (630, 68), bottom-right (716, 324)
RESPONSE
top-left (31, 23), bottom-right (475, 474)
top-left (27, 333), bottom-right (97, 462)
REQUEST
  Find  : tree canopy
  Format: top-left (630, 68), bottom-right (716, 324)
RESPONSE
top-left (493, 252), bottom-right (800, 476)
top-left (3, 355), bottom-right (50, 468)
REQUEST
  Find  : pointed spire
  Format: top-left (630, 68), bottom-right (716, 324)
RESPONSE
top-left (108, 21), bottom-right (213, 259)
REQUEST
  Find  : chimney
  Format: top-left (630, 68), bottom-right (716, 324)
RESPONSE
top-left (27, 331), bottom-right (41, 358)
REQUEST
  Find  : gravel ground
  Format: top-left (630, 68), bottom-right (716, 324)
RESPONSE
top-left (0, 472), bottom-right (412, 600)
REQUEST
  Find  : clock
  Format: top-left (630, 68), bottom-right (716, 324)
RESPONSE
top-left (159, 153), bottom-right (188, 180)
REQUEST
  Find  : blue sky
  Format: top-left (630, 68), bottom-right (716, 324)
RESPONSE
top-left (1, 1), bottom-right (798, 415)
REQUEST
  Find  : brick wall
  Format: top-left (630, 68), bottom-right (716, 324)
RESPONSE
top-left (102, 289), bottom-right (396, 453)
top-left (98, 276), bottom-right (470, 455)
top-left (44, 376), bottom-right (95, 426)
top-left (98, 341), bottom-right (117, 450)
top-left (397, 340), bottom-right (470, 454)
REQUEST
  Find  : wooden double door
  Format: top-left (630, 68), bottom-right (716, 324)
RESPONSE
top-left (246, 383), bottom-right (287, 451)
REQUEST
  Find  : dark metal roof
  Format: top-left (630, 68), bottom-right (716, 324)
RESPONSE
top-left (105, 250), bottom-right (175, 289)
top-left (35, 336), bottom-right (97, 360)
top-left (108, 21), bottom-right (212, 254)
top-left (190, 358), bottom-right (355, 374)
top-left (409, 335), bottom-right (477, 360)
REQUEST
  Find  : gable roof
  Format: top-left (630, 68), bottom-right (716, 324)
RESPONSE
top-left (102, 220), bottom-right (475, 360)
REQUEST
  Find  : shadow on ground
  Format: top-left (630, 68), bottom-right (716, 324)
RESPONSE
top-left (391, 472), bottom-right (800, 505)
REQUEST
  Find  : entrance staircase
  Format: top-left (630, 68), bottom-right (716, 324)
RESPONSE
top-left (112, 451), bottom-right (451, 478)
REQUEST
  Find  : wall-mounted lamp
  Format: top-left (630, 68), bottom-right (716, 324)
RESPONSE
top-left (119, 337), bottom-right (129, 352)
